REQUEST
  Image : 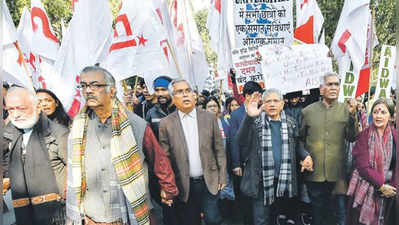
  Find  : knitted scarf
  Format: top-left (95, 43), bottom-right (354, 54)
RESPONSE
top-left (67, 98), bottom-right (149, 225)
top-left (255, 111), bottom-right (292, 206)
top-left (347, 125), bottom-right (393, 225)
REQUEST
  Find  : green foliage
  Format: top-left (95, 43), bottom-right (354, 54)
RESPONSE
top-left (317, 0), bottom-right (396, 70)
top-left (194, 9), bottom-right (218, 71)
top-left (5, 0), bottom-right (122, 40)
top-left (109, 0), bottom-right (121, 20)
top-left (6, 0), bottom-right (72, 40)
top-left (6, 0), bottom-right (396, 76)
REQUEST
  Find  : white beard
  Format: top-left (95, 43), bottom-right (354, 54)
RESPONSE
top-left (11, 113), bottom-right (39, 129)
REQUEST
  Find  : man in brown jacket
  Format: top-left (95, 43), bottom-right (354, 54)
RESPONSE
top-left (159, 78), bottom-right (227, 225)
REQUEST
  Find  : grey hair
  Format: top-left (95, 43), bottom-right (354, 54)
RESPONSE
top-left (262, 88), bottom-right (283, 100)
top-left (320, 72), bottom-right (340, 85)
top-left (6, 86), bottom-right (39, 106)
top-left (80, 65), bottom-right (116, 92)
top-left (168, 78), bottom-right (193, 97)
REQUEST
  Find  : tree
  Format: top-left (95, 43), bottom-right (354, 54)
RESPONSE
top-left (6, 0), bottom-right (121, 40)
top-left (6, 0), bottom-right (396, 80)
top-left (194, 9), bottom-right (217, 71)
top-left (317, 0), bottom-right (396, 70)
top-left (6, 0), bottom-right (73, 40)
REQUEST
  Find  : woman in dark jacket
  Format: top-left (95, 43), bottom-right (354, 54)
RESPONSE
top-left (347, 98), bottom-right (397, 225)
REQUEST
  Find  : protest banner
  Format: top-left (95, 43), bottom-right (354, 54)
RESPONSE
top-left (259, 44), bottom-right (332, 94)
top-left (231, 46), bottom-right (264, 93)
top-left (233, 0), bottom-right (293, 48)
top-left (338, 58), bottom-right (357, 102)
top-left (375, 45), bottom-right (396, 98)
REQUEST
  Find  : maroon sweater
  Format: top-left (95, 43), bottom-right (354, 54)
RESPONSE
top-left (352, 127), bottom-right (397, 188)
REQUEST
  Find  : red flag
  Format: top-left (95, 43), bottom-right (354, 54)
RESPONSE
top-left (331, 0), bottom-right (370, 74)
top-left (294, 0), bottom-right (324, 44)
top-left (355, 14), bottom-right (376, 97)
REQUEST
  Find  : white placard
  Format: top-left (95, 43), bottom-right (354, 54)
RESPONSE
top-left (259, 44), bottom-right (332, 94)
top-left (375, 45), bottom-right (396, 98)
top-left (232, 46), bottom-right (265, 93)
top-left (233, 0), bottom-right (294, 48)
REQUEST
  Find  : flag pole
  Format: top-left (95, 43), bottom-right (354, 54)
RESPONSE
top-left (121, 79), bottom-right (133, 111)
top-left (367, 6), bottom-right (376, 112)
top-left (218, 79), bottom-right (223, 107)
top-left (132, 75), bottom-right (139, 98)
top-left (14, 41), bottom-right (34, 88)
top-left (166, 40), bottom-right (183, 78)
top-left (395, 0), bottom-right (399, 217)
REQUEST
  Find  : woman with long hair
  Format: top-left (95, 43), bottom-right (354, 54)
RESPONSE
top-left (347, 98), bottom-right (397, 225)
top-left (36, 89), bottom-right (72, 128)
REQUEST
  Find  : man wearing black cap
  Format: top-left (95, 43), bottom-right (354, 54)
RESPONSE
top-left (284, 91), bottom-right (303, 124)
top-left (146, 76), bottom-right (176, 139)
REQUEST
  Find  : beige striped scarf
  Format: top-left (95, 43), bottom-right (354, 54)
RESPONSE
top-left (69, 98), bottom-right (149, 225)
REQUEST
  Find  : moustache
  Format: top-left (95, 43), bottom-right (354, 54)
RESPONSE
top-left (86, 96), bottom-right (97, 100)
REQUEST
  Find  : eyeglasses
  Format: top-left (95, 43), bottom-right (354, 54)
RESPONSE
top-left (77, 82), bottom-right (109, 91)
top-left (174, 88), bottom-right (193, 96)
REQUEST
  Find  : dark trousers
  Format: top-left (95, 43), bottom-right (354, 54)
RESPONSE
top-left (175, 178), bottom-right (222, 225)
top-left (306, 181), bottom-right (346, 225)
top-left (233, 174), bottom-right (253, 225)
top-left (251, 180), bottom-right (295, 225)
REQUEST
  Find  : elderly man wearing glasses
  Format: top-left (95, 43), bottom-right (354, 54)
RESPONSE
top-left (66, 66), bottom-right (178, 225)
top-left (235, 88), bottom-right (312, 225)
top-left (158, 78), bottom-right (227, 225)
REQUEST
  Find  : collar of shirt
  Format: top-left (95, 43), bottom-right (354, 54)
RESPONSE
top-left (178, 108), bottom-right (197, 120)
top-left (22, 128), bottom-right (33, 147)
top-left (265, 113), bottom-right (282, 122)
top-left (320, 99), bottom-right (338, 109)
top-left (89, 110), bottom-right (111, 127)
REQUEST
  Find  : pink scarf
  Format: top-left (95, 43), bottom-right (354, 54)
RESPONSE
top-left (347, 125), bottom-right (393, 225)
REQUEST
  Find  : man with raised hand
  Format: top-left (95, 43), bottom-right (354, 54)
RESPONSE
top-left (236, 89), bottom-right (312, 225)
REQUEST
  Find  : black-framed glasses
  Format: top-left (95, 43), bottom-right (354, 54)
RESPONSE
top-left (77, 82), bottom-right (109, 91)
top-left (174, 88), bottom-right (193, 96)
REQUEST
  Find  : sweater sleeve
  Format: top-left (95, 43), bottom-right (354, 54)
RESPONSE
top-left (143, 125), bottom-right (179, 199)
top-left (352, 129), bottom-right (385, 188)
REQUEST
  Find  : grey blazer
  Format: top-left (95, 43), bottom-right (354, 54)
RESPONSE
top-left (159, 108), bottom-right (227, 202)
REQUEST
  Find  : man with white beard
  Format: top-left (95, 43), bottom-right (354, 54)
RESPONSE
top-left (3, 87), bottom-right (69, 225)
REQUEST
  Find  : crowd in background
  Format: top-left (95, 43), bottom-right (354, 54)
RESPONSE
top-left (2, 67), bottom-right (398, 225)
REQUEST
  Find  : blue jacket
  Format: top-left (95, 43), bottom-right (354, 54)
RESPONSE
top-left (228, 105), bottom-right (246, 168)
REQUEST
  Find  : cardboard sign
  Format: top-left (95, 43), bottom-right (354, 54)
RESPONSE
top-left (259, 44), bottom-right (332, 94)
top-left (232, 46), bottom-right (265, 93)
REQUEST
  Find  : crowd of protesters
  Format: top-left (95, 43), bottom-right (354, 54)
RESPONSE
top-left (2, 66), bottom-right (397, 225)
